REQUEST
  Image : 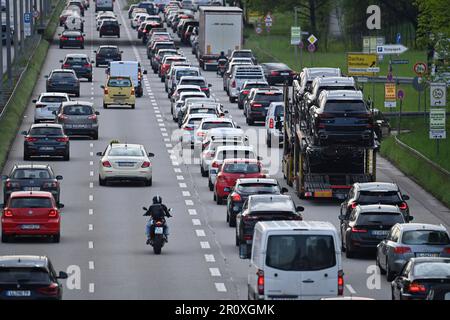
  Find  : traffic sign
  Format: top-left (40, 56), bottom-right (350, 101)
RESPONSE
top-left (255, 26), bottom-right (262, 34)
top-left (307, 34), bottom-right (318, 45)
top-left (33, 10), bottom-right (40, 19)
top-left (24, 12), bottom-right (31, 23)
top-left (264, 14), bottom-right (273, 27)
top-left (430, 83), bottom-right (447, 107)
top-left (396, 33), bottom-right (401, 44)
top-left (430, 108), bottom-right (446, 139)
top-left (414, 62), bottom-right (427, 76)
top-left (347, 53), bottom-right (378, 76)
top-left (24, 12), bottom-right (31, 37)
top-left (291, 27), bottom-right (301, 45)
top-left (397, 89), bottom-right (405, 100)
top-left (376, 44), bottom-right (408, 55)
top-left (391, 59), bottom-right (409, 65)
top-left (308, 43), bottom-right (316, 53)
top-left (412, 76), bottom-right (426, 92)
top-left (385, 83), bottom-right (397, 108)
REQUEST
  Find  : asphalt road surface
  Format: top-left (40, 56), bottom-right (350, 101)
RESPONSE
top-left (1, 0), bottom-right (449, 300)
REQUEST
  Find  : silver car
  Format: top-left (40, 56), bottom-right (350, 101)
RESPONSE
top-left (56, 101), bottom-right (99, 140)
top-left (377, 223), bottom-right (450, 281)
top-left (265, 102), bottom-right (284, 148)
top-left (33, 93), bottom-right (71, 123)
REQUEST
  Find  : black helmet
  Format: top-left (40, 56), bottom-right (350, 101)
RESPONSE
top-left (153, 195), bottom-right (162, 204)
top-left (220, 51), bottom-right (225, 55)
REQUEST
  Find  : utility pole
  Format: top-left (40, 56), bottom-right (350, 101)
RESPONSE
top-left (5, 0), bottom-right (12, 87)
top-left (13, 0), bottom-right (18, 64)
top-left (294, 7), bottom-right (298, 70)
top-left (0, 8), bottom-right (3, 106)
top-left (39, 0), bottom-right (44, 30)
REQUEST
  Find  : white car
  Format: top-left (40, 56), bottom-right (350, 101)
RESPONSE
top-left (180, 113), bottom-right (216, 147)
top-left (265, 102), bottom-right (284, 148)
top-left (200, 137), bottom-right (245, 177)
top-left (32, 93), bottom-right (71, 123)
top-left (171, 91), bottom-right (207, 121)
top-left (97, 143), bottom-right (155, 186)
top-left (194, 117), bottom-right (238, 149)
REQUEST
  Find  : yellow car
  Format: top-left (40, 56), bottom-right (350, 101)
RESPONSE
top-left (101, 76), bottom-right (136, 109)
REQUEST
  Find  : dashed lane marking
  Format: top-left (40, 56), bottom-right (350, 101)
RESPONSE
top-left (89, 209), bottom-right (93, 215)
top-left (89, 241), bottom-right (94, 249)
top-left (188, 209), bottom-right (197, 216)
top-left (200, 241), bottom-right (210, 249)
top-left (185, 200), bottom-right (194, 206)
top-left (176, 175), bottom-right (184, 180)
top-left (209, 268), bottom-right (221, 277)
top-left (192, 219), bottom-right (201, 226)
top-left (174, 168), bottom-right (182, 173)
top-left (215, 283), bottom-right (227, 292)
top-left (182, 191), bottom-right (191, 197)
top-left (205, 254), bottom-right (215, 262)
top-left (89, 195), bottom-right (94, 201)
top-left (195, 229), bottom-right (206, 237)
top-left (89, 283), bottom-right (95, 293)
top-left (346, 284), bottom-right (357, 295)
top-left (89, 261), bottom-right (94, 270)
top-left (179, 182), bottom-right (187, 188)
top-left (89, 224), bottom-right (93, 231)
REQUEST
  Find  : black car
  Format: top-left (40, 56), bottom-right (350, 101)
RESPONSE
top-left (339, 204), bottom-right (410, 258)
top-left (261, 63), bottom-right (295, 85)
top-left (237, 81), bottom-right (270, 109)
top-left (60, 54), bottom-right (93, 82)
top-left (0, 255), bottom-right (68, 300)
top-left (392, 257), bottom-right (450, 300)
top-left (142, 22), bottom-right (164, 44)
top-left (226, 178), bottom-right (287, 227)
top-left (340, 182), bottom-right (410, 221)
top-left (99, 19), bottom-right (120, 38)
top-left (59, 30), bottom-right (84, 49)
top-left (22, 124), bottom-right (70, 161)
top-left (243, 88), bottom-right (283, 125)
top-left (46, 69), bottom-right (80, 97)
top-left (137, 1), bottom-right (157, 15)
top-left (426, 283), bottom-right (450, 300)
top-left (1, 165), bottom-right (63, 204)
top-left (236, 195), bottom-right (304, 258)
top-left (94, 45), bottom-right (123, 67)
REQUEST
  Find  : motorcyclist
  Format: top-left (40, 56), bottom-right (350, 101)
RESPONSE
top-left (144, 195), bottom-right (172, 245)
top-left (217, 51), bottom-right (228, 75)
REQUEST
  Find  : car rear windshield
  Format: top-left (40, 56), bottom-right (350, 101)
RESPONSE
top-left (237, 183), bottom-right (280, 194)
top-left (223, 163), bottom-right (260, 174)
top-left (218, 150), bottom-right (254, 160)
top-left (99, 48), bottom-right (119, 55)
top-left (176, 70), bottom-right (199, 79)
top-left (108, 148), bottom-right (144, 157)
top-left (324, 100), bottom-right (368, 113)
top-left (234, 52), bottom-right (253, 58)
top-left (358, 191), bottom-right (402, 204)
top-left (402, 230), bottom-right (450, 245)
top-left (63, 105), bottom-right (93, 115)
top-left (244, 84), bottom-right (269, 90)
top-left (357, 213), bottom-right (405, 225)
top-left (9, 197), bottom-right (53, 208)
top-left (40, 96), bottom-right (67, 103)
top-left (12, 169), bottom-right (51, 179)
top-left (202, 122), bottom-right (233, 130)
top-left (274, 105), bottom-right (284, 117)
top-left (108, 78), bottom-right (132, 87)
top-left (414, 261), bottom-right (450, 278)
top-left (191, 108), bottom-right (215, 114)
top-left (102, 20), bottom-right (118, 26)
top-left (181, 80), bottom-right (205, 87)
top-left (255, 93), bottom-right (283, 102)
top-left (51, 73), bottom-right (75, 80)
top-left (317, 86), bottom-right (356, 95)
top-left (266, 235), bottom-right (336, 271)
top-left (66, 57), bottom-right (88, 64)
top-left (0, 267), bottom-right (51, 284)
top-left (29, 127), bottom-right (63, 136)
top-left (155, 44), bottom-right (176, 51)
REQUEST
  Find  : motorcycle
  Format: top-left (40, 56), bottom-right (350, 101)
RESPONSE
top-left (143, 207), bottom-right (171, 254)
top-left (217, 59), bottom-right (227, 77)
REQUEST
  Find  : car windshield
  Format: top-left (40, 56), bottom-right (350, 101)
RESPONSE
top-left (99, 48), bottom-right (119, 55)
top-left (237, 183), bottom-right (280, 194)
top-left (223, 163), bottom-right (260, 174)
top-left (9, 197), bottom-right (53, 208)
top-left (255, 93), bottom-right (283, 102)
top-left (266, 235), bottom-right (336, 271)
top-left (40, 96), bottom-right (67, 103)
top-left (357, 213), bottom-right (405, 225)
top-left (29, 127), bottom-right (63, 136)
top-left (63, 105), bottom-right (93, 115)
top-left (0, 267), bottom-right (51, 284)
top-left (218, 150), bottom-right (254, 160)
top-left (176, 70), bottom-right (199, 80)
top-left (202, 122), bottom-right (233, 130)
top-left (402, 230), bottom-right (450, 245)
top-left (12, 169), bottom-right (51, 179)
top-left (108, 78), bottom-right (132, 87)
top-left (358, 191), bottom-right (403, 204)
top-left (414, 261), bottom-right (450, 278)
top-left (324, 101), bottom-right (368, 113)
top-left (108, 147), bottom-right (144, 157)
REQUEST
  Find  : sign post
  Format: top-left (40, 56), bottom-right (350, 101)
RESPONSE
top-left (307, 34), bottom-right (317, 67)
top-left (397, 89), bottom-right (405, 136)
top-left (24, 12), bottom-right (31, 37)
top-left (429, 83), bottom-right (448, 156)
top-left (291, 27), bottom-right (301, 45)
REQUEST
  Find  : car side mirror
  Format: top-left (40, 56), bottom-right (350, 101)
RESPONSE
top-left (56, 175), bottom-right (63, 180)
top-left (57, 271), bottom-right (68, 279)
top-left (100, 85), bottom-right (105, 89)
top-left (91, 60), bottom-right (95, 64)
top-left (58, 203), bottom-right (65, 209)
top-left (32, 99), bottom-right (37, 103)
top-left (224, 110), bottom-right (229, 114)
top-left (59, 60), bottom-right (63, 63)
top-left (402, 195), bottom-right (410, 201)
top-left (93, 50), bottom-right (97, 53)
top-left (142, 207), bottom-right (148, 211)
top-left (95, 111), bottom-right (100, 115)
top-left (120, 51), bottom-right (124, 54)
top-left (21, 131), bottom-right (28, 135)
top-left (408, 216), bottom-right (414, 222)
top-left (96, 152), bottom-right (103, 156)
top-left (338, 215), bottom-right (345, 221)
top-left (296, 206), bottom-right (305, 212)
top-left (44, 75), bottom-right (49, 78)
top-left (148, 152), bottom-right (155, 157)
top-left (143, 70), bottom-right (148, 74)
top-left (208, 84), bottom-right (212, 87)
top-left (281, 187), bottom-right (288, 194)
top-left (257, 156), bottom-right (263, 161)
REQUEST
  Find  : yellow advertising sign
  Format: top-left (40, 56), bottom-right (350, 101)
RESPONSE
top-left (347, 53), bottom-right (378, 76)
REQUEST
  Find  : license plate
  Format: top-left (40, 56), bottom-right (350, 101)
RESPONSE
top-left (372, 230), bottom-right (389, 236)
top-left (23, 187), bottom-right (40, 191)
top-left (72, 124), bottom-right (88, 128)
top-left (118, 162), bottom-right (135, 167)
top-left (68, 37), bottom-right (76, 40)
top-left (280, 72), bottom-right (289, 76)
top-left (40, 147), bottom-right (54, 151)
top-left (72, 65), bottom-right (81, 68)
top-left (6, 290), bottom-right (31, 297)
top-left (416, 252), bottom-right (439, 257)
top-left (314, 190), bottom-right (333, 198)
top-left (21, 225), bottom-right (40, 230)
top-left (155, 227), bottom-right (164, 234)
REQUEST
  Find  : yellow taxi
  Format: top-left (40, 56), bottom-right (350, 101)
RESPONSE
top-left (101, 76), bottom-right (136, 109)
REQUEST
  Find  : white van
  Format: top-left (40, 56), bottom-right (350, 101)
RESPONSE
top-left (247, 220), bottom-right (343, 300)
top-left (64, 15), bottom-right (84, 32)
top-left (96, 0), bottom-right (114, 12)
top-left (108, 61), bottom-right (147, 97)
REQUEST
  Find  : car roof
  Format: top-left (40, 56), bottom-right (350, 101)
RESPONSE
top-left (251, 88), bottom-right (283, 94)
top-left (216, 145), bottom-right (253, 152)
top-left (201, 117), bottom-right (232, 123)
top-left (356, 182), bottom-right (400, 192)
top-left (303, 67), bottom-right (341, 78)
top-left (180, 91), bottom-right (206, 97)
top-left (237, 178), bottom-right (278, 185)
top-left (0, 255), bottom-right (49, 268)
top-left (357, 204), bottom-right (402, 214)
top-left (179, 76), bottom-right (205, 80)
top-left (398, 223), bottom-right (448, 232)
top-left (62, 30), bottom-right (82, 34)
top-left (9, 191), bottom-right (54, 198)
top-left (177, 85), bottom-right (201, 89)
top-left (51, 69), bottom-right (76, 73)
top-left (410, 257), bottom-right (450, 264)
top-left (98, 45), bottom-right (119, 49)
top-left (257, 220), bottom-right (337, 232)
top-left (262, 62), bottom-right (290, 68)
top-left (319, 90), bottom-right (364, 101)
top-left (314, 76), bottom-right (355, 86)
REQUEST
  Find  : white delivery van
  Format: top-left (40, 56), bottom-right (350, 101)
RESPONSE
top-left (247, 220), bottom-right (343, 300)
top-left (96, 0), bottom-right (114, 12)
top-left (108, 61), bottom-right (147, 97)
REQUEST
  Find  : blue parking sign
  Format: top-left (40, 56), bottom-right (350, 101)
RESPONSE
top-left (24, 13), bottom-right (31, 23)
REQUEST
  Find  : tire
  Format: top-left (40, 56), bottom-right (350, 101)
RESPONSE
top-left (75, 92), bottom-right (80, 97)
top-left (145, 178), bottom-right (152, 186)
top-left (88, 77), bottom-right (92, 82)
top-left (226, 211), bottom-right (229, 222)
top-left (131, 104), bottom-right (135, 109)
top-left (1, 234), bottom-right (9, 243)
top-left (99, 175), bottom-right (106, 186)
top-left (161, 76), bottom-right (165, 83)
top-left (238, 103), bottom-right (243, 110)
top-left (81, 45), bottom-right (84, 49)
top-left (59, 45), bottom-right (63, 49)
top-left (99, 34), bottom-right (102, 38)
top-left (63, 149), bottom-right (70, 161)
top-left (229, 96), bottom-right (234, 103)
top-left (95, 63), bottom-right (99, 68)
top-left (386, 260), bottom-right (396, 282)
top-left (208, 179), bottom-right (213, 191)
top-left (377, 256), bottom-right (387, 275)
top-left (52, 233), bottom-right (60, 243)
top-left (216, 194), bottom-right (223, 205)
top-left (266, 134), bottom-right (272, 148)
top-left (23, 150), bottom-right (31, 161)
top-left (246, 116), bottom-right (254, 126)
top-left (200, 165), bottom-right (207, 177)
top-left (103, 103), bottom-right (107, 109)
top-left (235, 230), bottom-right (239, 246)
top-left (92, 132), bottom-right (98, 140)
top-left (229, 215), bottom-right (236, 227)
top-left (345, 242), bottom-right (355, 258)
top-left (153, 235), bottom-right (163, 255)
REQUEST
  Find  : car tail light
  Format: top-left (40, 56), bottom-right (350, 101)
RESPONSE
top-left (183, 126), bottom-right (194, 131)
top-left (60, 36), bottom-right (68, 41)
top-left (56, 137), bottom-right (69, 143)
top-left (88, 114), bottom-right (97, 120)
top-left (231, 80), bottom-right (236, 88)
top-left (349, 202), bottom-right (358, 209)
top-left (398, 202), bottom-right (408, 210)
top-left (58, 114), bottom-right (68, 120)
top-left (257, 270), bottom-right (264, 295)
top-left (102, 161), bottom-right (112, 168)
top-left (4, 209), bottom-right (13, 217)
top-left (242, 90), bottom-right (250, 95)
top-left (244, 235), bottom-right (253, 240)
top-left (338, 270), bottom-right (344, 295)
top-left (25, 137), bottom-right (38, 142)
top-left (104, 87), bottom-right (109, 94)
top-left (211, 161), bottom-right (220, 168)
top-left (84, 63), bottom-right (92, 68)
top-left (141, 161), bottom-right (151, 168)
top-left (408, 282), bottom-right (426, 294)
top-left (443, 247), bottom-right (450, 254)
top-left (48, 209), bottom-right (58, 217)
top-left (271, 71), bottom-right (280, 76)
top-left (37, 283), bottom-right (59, 296)
top-left (251, 103), bottom-right (262, 108)
top-left (351, 227), bottom-right (367, 233)
top-left (269, 118), bottom-right (274, 129)
top-left (197, 131), bottom-right (205, 137)
top-left (394, 246), bottom-right (411, 254)
top-left (76, 36), bottom-right (83, 41)
top-left (131, 88), bottom-right (135, 95)
top-left (201, 87), bottom-right (209, 91)
top-left (63, 64), bottom-right (70, 68)
top-left (5, 181), bottom-right (20, 188)
top-left (231, 193), bottom-right (241, 202)
top-left (43, 182), bottom-right (58, 188)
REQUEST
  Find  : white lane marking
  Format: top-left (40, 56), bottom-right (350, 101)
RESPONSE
top-left (182, 191), bottom-right (191, 197)
top-left (162, 133), bottom-right (168, 137)
top-left (172, 162), bottom-right (179, 166)
top-left (89, 283), bottom-right (95, 293)
top-left (89, 224), bottom-right (93, 231)
top-left (209, 268), bottom-right (221, 277)
top-left (89, 182), bottom-right (94, 189)
top-left (176, 175), bottom-right (184, 180)
top-left (90, 152), bottom-right (94, 157)
top-left (158, 123), bottom-right (165, 127)
top-left (90, 143), bottom-right (94, 148)
top-left (160, 127), bottom-right (167, 131)
top-left (153, 106), bottom-right (159, 110)
top-left (157, 119), bottom-right (163, 122)
top-left (89, 209), bottom-right (93, 215)
top-left (155, 110), bottom-right (161, 114)
top-left (90, 161), bottom-right (93, 166)
top-left (89, 241), bottom-right (94, 249)
top-left (168, 149), bottom-right (175, 154)
top-left (346, 284), bottom-right (357, 295)
top-left (195, 229), bottom-right (206, 237)
top-left (166, 143), bottom-right (173, 148)
top-left (205, 254), bottom-right (215, 262)
top-left (192, 219), bottom-right (201, 226)
top-left (170, 155), bottom-right (177, 160)
top-left (179, 182), bottom-right (187, 188)
top-left (200, 241), bottom-right (210, 249)
top-left (215, 283), bottom-right (227, 292)
top-left (89, 261), bottom-right (94, 270)
top-left (89, 195), bottom-right (94, 201)
top-left (164, 138), bottom-right (170, 142)
top-left (185, 200), bottom-right (194, 206)
top-left (188, 209), bottom-right (197, 216)
top-left (174, 168), bottom-right (182, 173)
top-left (90, 171), bottom-right (94, 177)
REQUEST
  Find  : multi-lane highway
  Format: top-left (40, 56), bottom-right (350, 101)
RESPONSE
top-left (0, 0), bottom-right (449, 300)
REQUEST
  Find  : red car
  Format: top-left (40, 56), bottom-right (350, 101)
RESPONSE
top-left (214, 159), bottom-right (265, 205)
top-left (1, 191), bottom-right (63, 243)
top-left (159, 56), bottom-right (186, 80)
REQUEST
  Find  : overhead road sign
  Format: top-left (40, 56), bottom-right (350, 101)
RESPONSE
top-left (376, 44), bottom-right (408, 55)
top-left (347, 53), bottom-right (378, 76)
